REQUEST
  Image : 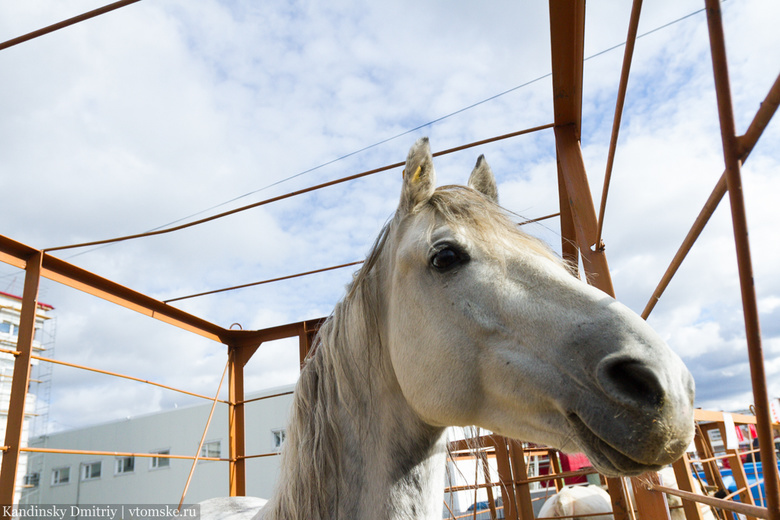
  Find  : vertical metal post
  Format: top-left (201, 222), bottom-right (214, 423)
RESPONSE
top-left (671, 454), bottom-right (706, 520)
top-left (493, 438), bottom-right (519, 520)
top-left (0, 251), bottom-right (42, 507)
top-left (508, 441), bottom-right (535, 520)
top-left (704, 2), bottom-right (780, 519)
top-left (228, 345), bottom-right (246, 496)
top-left (632, 473), bottom-right (672, 520)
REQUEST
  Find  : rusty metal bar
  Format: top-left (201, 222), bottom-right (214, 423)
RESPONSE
top-left (239, 390), bottom-right (294, 405)
top-left (672, 454), bottom-right (707, 520)
top-left (0, 251), bottom-right (42, 508)
top-left (44, 125), bottom-right (554, 253)
top-left (0, 235), bottom-right (228, 342)
top-left (493, 439), bottom-right (518, 520)
top-left (179, 359), bottom-right (230, 509)
top-left (738, 73), bottom-right (780, 158)
top-left (236, 452), bottom-right (282, 460)
top-left (11, 349), bottom-right (229, 404)
top-left (165, 261), bottom-right (364, 303)
top-left (596, 0), bottom-right (643, 247)
top-left (228, 344), bottom-right (247, 496)
top-left (549, 0), bottom-right (584, 133)
top-left (508, 440), bottom-right (536, 520)
top-left (517, 212), bottom-right (561, 226)
top-left (705, 2), bottom-right (780, 520)
top-left (20, 446), bottom-right (223, 462)
top-left (0, 0), bottom-right (142, 52)
top-left (641, 73), bottom-right (780, 319)
top-left (643, 480), bottom-right (770, 519)
top-left (633, 472), bottom-right (672, 520)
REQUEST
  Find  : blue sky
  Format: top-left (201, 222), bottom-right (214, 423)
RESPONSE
top-left (0, 0), bottom-right (779, 432)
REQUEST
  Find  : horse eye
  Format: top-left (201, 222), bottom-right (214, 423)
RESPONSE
top-left (430, 247), bottom-right (467, 271)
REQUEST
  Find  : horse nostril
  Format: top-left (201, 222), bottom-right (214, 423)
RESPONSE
top-left (599, 357), bottom-right (665, 409)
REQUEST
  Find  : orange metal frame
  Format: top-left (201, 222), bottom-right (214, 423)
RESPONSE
top-left (0, 1), bottom-right (778, 519)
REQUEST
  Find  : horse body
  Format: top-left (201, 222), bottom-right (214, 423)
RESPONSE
top-left (237, 138), bottom-right (695, 520)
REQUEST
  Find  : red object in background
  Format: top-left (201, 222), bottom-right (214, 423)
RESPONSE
top-left (559, 452), bottom-right (591, 485)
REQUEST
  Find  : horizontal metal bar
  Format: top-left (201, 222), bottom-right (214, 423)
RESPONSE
top-left (237, 452), bottom-right (281, 460)
top-left (239, 391), bottom-right (294, 405)
top-left (0, 235), bottom-right (229, 343)
top-left (32, 353), bottom-right (229, 404)
top-left (21, 446), bottom-right (224, 462)
top-left (164, 261), bottom-right (364, 303)
top-left (642, 481), bottom-right (769, 519)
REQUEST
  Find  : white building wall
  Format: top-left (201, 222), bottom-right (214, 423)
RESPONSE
top-left (22, 385), bottom-right (294, 505)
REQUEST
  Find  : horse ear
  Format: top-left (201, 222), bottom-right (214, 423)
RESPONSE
top-left (468, 155), bottom-right (498, 203)
top-left (400, 137), bottom-right (436, 213)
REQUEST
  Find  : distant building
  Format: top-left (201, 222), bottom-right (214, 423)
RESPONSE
top-left (20, 381), bottom-right (549, 515)
top-left (20, 385), bottom-right (294, 505)
top-left (0, 291), bottom-right (55, 505)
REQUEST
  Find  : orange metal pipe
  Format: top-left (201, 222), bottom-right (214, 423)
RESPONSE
top-left (705, 2), bottom-right (780, 519)
top-left (0, 0), bottom-right (142, 52)
top-left (228, 344), bottom-right (247, 496)
top-left (179, 359), bottom-right (230, 509)
top-left (738, 73), bottom-right (780, 158)
top-left (596, 0), bottom-right (643, 248)
top-left (21, 446), bottom-right (223, 462)
top-left (642, 481), bottom-right (769, 519)
top-left (28, 351), bottom-right (229, 404)
top-left (165, 261), bottom-right (364, 303)
top-left (239, 391), bottom-right (294, 405)
top-left (0, 251), bottom-right (42, 508)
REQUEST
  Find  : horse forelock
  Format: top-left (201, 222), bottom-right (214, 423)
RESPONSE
top-left (425, 185), bottom-right (562, 266)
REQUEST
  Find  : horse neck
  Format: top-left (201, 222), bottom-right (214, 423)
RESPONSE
top-left (264, 282), bottom-right (448, 520)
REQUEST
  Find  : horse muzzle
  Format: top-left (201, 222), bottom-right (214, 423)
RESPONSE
top-left (567, 352), bottom-right (696, 477)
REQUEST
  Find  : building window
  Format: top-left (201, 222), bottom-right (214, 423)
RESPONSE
top-left (51, 467), bottom-right (70, 486)
top-left (115, 456), bottom-right (134, 475)
top-left (272, 429), bottom-right (286, 451)
top-left (24, 473), bottom-right (40, 487)
top-left (200, 440), bottom-right (220, 459)
top-left (150, 449), bottom-right (171, 469)
top-left (81, 461), bottom-right (101, 481)
top-left (0, 321), bottom-right (13, 335)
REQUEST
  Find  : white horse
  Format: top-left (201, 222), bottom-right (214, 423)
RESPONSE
top-left (205, 138), bottom-right (695, 519)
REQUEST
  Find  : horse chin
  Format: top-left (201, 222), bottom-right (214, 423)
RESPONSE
top-left (566, 413), bottom-right (669, 477)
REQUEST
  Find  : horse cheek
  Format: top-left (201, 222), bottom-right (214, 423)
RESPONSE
top-left (387, 295), bottom-right (483, 427)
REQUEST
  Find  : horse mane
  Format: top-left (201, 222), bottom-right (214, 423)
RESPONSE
top-left (264, 184), bottom-right (560, 519)
top-left (265, 227), bottom-right (390, 519)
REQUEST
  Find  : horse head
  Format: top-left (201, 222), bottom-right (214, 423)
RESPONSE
top-left (380, 137), bottom-right (695, 477)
